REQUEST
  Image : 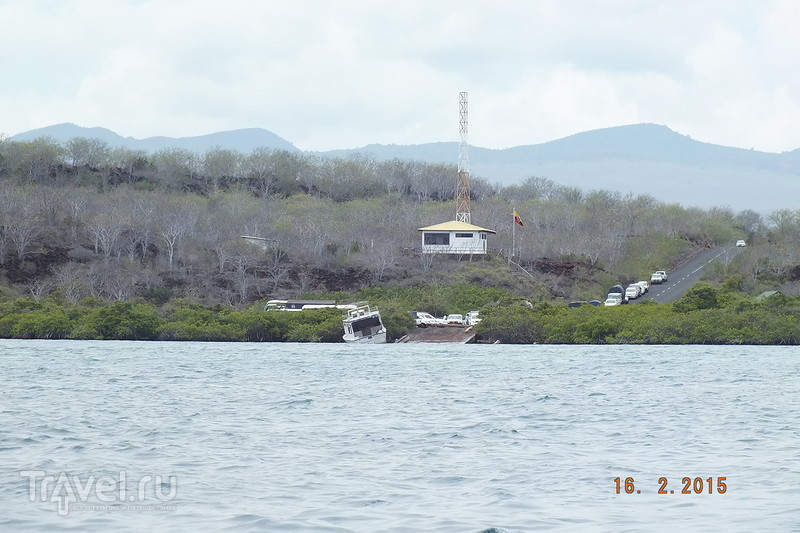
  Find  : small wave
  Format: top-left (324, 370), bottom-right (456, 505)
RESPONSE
top-left (228, 514), bottom-right (278, 529)
top-left (273, 398), bottom-right (314, 408)
top-left (362, 499), bottom-right (389, 506)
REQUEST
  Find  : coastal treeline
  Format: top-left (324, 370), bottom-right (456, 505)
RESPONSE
top-left (2, 281), bottom-right (799, 344)
top-left (476, 282), bottom-right (800, 344)
top-left (0, 283), bottom-right (505, 342)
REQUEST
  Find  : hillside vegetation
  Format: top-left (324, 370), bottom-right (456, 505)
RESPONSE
top-left (1, 135), bottom-right (799, 342)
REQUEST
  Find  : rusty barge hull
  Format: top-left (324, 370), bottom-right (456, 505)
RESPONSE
top-left (395, 325), bottom-right (477, 344)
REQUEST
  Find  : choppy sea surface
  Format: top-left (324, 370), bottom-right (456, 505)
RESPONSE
top-left (0, 340), bottom-right (798, 532)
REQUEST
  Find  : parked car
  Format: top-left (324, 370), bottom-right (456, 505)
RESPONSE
top-left (636, 281), bottom-right (649, 293)
top-left (625, 285), bottom-right (640, 300)
top-left (569, 300), bottom-right (603, 308)
top-left (736, 239), bottom-right (747, 247)
top-left (655, 270), bottom-right (668, 282)
top-left (411, 311), bottom-right (445, 327)
top-left (465, 311), bottom-right (482, 325)
top-left (651, 272), bottom-right (664, 284)
top-left (446, 313), bottom-right (465, 325)
top-left (604, 294), bottom-right (624, 306)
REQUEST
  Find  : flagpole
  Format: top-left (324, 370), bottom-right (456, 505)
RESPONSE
top-left (511, 206), bottom-right (516, 263)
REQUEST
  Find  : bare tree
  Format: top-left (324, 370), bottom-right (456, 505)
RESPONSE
top-left (88, 211), bottom-right (126, 258)
top-left (268, 150), bottom-right (314, 197)
top-left (735, 209), bottom-right (764, 240)
top-left (155, 197), bottom-right (199, 270)
top-left (294, 155), bottom-right (322, 196)
top-left (152, 148), bottom-right (199, 190)
top-left (5, 137), bottom-right (65, 184)
top-left (28, 277), bottom-right (53, 301)
top-left (94, 261), bottom-right (138, 301)
top-left (202, 146), bottom-right (242, 193)
top-left (59, 187), bottom-right (90, 243)
top-left (0, 134), bottom-right (10, 177)
top-left (53, 263), bottom-right (91, 303)
top-left (0, 186), bottom-right (44, 261)
top-left (428, 163), bottom-right (457, 202)
top-left (224, 240), bottom-right (264, 303)
top-left (65, 137), bottom-right (110, 168)
top-left (379, 158), bottom-right (414, 196)
top-left (110, 147), bottom-right (150, 184)
top-left (125, 194), bottom-right (158, 263)
top-left (292, 266), bottom-right (317, 294)
top-left (621, 193), bottom-right (657, 236)
top-left (768, 209), bottom-right (799, 238)
top-left (244, 147), bottom-right (278, 197)
top-left (265, 242), bottom-right (290, 293)
top-left (371, 240), bottom-right (397, 282)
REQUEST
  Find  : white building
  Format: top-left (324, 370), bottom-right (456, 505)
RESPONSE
top-left (418, 220), bottom-right (496, 255)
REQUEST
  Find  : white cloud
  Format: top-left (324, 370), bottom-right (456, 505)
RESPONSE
top-left (2, 0), bottom-right (800, 152)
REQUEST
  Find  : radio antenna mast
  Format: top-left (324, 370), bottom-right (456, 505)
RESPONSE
top-left (456, 91), bottom-right (471, 223)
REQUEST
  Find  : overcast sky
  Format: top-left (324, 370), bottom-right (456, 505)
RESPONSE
top-left (2, 0), bottom-right (800, 153)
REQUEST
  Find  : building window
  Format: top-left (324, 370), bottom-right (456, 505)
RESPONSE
top-left (455, 232), bottom-right (474, 238)
top-left (480, 233), bottom-right (487, 240)
top-left (424, 232), bottom-right (450, 245)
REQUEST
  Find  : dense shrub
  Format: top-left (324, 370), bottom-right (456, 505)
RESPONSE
top-left (2, 283), bottom-right (800, 344)
top-left (476, 292), bottom-right (800, 345)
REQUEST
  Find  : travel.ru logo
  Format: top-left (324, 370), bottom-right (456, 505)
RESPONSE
top-left (20, 470), bottom-right (177, 516)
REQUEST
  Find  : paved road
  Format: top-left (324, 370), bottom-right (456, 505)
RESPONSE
top-left (637, 246), bottom-right (744, 304)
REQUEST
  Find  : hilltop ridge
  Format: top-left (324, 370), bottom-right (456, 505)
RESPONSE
top-left (9, 122), bottom-right (800, 212)
top-left (10, 122), bottom-right (299, 154)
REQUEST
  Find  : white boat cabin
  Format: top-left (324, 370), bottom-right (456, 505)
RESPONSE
top-left (264, 299), bottom-right (357, 312)
top-left (418, 220), bottom-right (496, 255)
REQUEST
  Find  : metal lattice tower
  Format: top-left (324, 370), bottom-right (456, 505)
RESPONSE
top-left (456, 91), bottom-right (471, 223)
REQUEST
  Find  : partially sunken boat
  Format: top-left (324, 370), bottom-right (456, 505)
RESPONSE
top-left (342, 304), bottom-right (386, 344)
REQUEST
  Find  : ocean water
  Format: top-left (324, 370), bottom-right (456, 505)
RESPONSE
top-left (0, 340), bottom-right (798, 532)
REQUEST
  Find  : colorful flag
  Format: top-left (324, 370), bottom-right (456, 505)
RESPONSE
top-left (514, 210), bottom-right (524, 227)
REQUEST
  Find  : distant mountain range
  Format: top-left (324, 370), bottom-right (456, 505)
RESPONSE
top-left (10, 122), bottom-right (800, 213)
top-left (10, 122), bottom-right (298, 154)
